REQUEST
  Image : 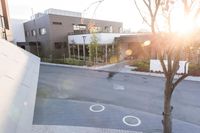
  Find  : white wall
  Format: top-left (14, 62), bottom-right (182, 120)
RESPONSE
top-left (150, 59), bottom-right (189, 74)
top-left (68, 33), bottom-right (130, 45)
top-left (0, 39), bottom-right (40, 133)
top-left (11, 19), bottom-right (26, 44)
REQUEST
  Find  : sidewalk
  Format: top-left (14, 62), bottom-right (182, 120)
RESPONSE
top-left (32, 125), bottom-right (141, 133)
top-left (41, 62), bottom-right (200, 82)
top-left (120, 65), bottom-right (200, 82)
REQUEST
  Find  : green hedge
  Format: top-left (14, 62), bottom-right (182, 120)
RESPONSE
top-left (131, 60), bottom-right (150, 72)
top-left (41, 58), bottom-right (85, 66)
top-left (189, 64), bottom-right (200, 76)
top-left (64, 58), bottom-right (85, 66)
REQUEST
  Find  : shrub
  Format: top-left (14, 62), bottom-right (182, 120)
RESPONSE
top-left (64, 58), bottom-right (85, 66)
top-left (131, 60), bottom-right (150, 72)
top-left (189, 64), bottom-right (200, 76)
top-left (41, 58), bottom-right (85, 66)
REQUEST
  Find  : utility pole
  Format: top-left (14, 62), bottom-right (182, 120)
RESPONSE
top-left (105, 44), bottom-right (108, 64)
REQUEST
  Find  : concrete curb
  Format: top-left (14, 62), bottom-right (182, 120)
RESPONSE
top-left (40, 62), bottom-right (200, 82)
top-left (40, 62), bottom-right (117, 70)
top-left (121, 70), bottom-right (200, 82)
top-left (41, 62), bottom-right (90, 69)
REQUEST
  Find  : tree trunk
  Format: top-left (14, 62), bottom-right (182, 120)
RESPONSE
top-left (163, 81), bottom-right (173, 133)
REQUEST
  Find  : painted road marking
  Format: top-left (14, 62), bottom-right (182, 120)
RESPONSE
top-left (113, 83), bottom-right (125, 90)
top-left (122, 115), bottom-right (141, 127)
top-left (89, 104), bottom-right (105, 113)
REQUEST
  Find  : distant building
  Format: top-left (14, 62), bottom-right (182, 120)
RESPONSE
top-left (11, 19), bottom-right (26, 44)
top-left (23, 8), bottom-right (123, 59)
top-left (0, 0), bottom-right (12, 41)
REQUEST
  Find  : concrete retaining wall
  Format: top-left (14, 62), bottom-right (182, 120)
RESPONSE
top-left (150, 59), bottom-right (189, 74)
top-left (0, 39), bottom-right (40, 133)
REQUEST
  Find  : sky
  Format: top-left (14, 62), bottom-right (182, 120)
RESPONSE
top-left (7, 0), bottom-right (145, 32)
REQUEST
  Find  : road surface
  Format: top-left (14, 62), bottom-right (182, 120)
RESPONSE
top-left (33, 64), bottom-right (200, 132)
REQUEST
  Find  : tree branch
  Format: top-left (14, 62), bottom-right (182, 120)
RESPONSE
top-left (133, 0), bottom-right (151, 27)
top-left (167, 53), bottom-right (172, 75)
top-left (194, 7), bottom-right (200, 19)
top-left (173, 74), bottom-right (189, 88)
top-left (158, 50), bottom-right (168, 77)
top-left (171, 48), bottom-right (181, 75)
top-left (154, 0), bottom-right (161, 18)
top-left (183, 0), bottom-right (190, 15)
top-left (190, 0), bottom-right (195, 9)
top-left (143, 0), bottom-right (154, 18)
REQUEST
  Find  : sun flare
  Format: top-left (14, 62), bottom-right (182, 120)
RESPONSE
top-left (170, 3), bottom-right (198, 34)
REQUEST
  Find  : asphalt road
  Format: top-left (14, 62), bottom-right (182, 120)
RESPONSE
top-left (33, 64), bottom-right (200, 132)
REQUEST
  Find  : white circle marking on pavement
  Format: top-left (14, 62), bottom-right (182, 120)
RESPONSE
top-left (89, 104), bottom-right (105, 113)
top-left (122, 115), bottom-right (141, 127)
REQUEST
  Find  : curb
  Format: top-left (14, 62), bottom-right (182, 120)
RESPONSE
top-left (40, 62), bottom-right (200, 82)
top-left (40, 62), bottom-right (117, 70)
top-left (121, 70), bottom-right (200, 82)
top-left (41, 62), bottom-right (91, 69)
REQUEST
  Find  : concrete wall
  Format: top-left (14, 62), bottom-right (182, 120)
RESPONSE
top-left (150, 59), bottom-right (189, 74)
top-left (24, 15), bottom-right (51, 57)
top-left (11, 19), bottom-right (26, 44)
top-left (0, 39), bottom-right (40, 133)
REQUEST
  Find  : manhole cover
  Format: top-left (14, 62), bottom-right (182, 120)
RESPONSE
top-left (122, 115), bottom-right (141, 127)
top-left (89, 104), bottom-right (105, 112)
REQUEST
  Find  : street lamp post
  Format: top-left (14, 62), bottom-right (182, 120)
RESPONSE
top-left (82, 35), bottom-right (86, 63)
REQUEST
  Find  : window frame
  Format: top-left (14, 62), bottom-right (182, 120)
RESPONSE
top-left (39, 28), bottom-right (47, 35)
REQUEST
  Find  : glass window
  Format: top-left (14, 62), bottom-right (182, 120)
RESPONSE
top-left (109, 26), bottom-right (113, 33)
top-left (73, 24), bottom-right (86, 31)
top-left (31, 29), bottom-right (36, 36)
top-left (39, 28), bottom-right (47, 35)
top-left (54, 42), bottom-right (65, 49)
top-left (105, 26), bottom-right (109, 32)
top-left (119, 27), bottom-right (123, 33)
top-left (73, 25), bottom-right (79, 30)
top-left (25, 31), bottom-right (30, 37)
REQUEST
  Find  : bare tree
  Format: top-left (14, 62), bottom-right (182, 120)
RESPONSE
top-left (133, 0), bottom-right (200, 133)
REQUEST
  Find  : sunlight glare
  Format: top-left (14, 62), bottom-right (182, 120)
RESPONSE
top-left (171, 4), bottom-right (195, 34)
top-left (142, 40), bottom-right (151, 47)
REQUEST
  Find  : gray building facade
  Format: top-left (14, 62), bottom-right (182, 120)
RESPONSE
top-left (23, 9), bottom-right (123, 58)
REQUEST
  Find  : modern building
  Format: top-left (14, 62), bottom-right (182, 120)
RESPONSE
top-left (23, 8), bottom-right (123, 59)
top-left (0, 0), bottom-right (12, 41)
top-left (68, 33), bottom-right (128, 64)
top-left (114, 33), bottom-right (153, 61)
